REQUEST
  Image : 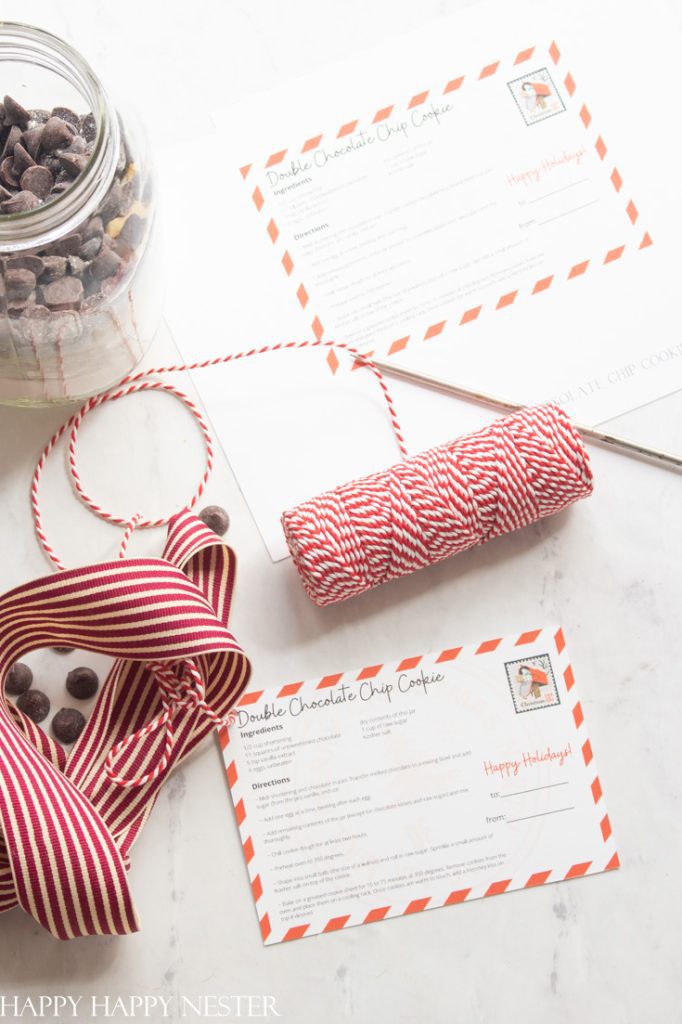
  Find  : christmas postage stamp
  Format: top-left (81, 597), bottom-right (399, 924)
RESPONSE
top-left (507, 67), bottom-right (566, 126)
top-left (504, 653), bottom-right (560, 713)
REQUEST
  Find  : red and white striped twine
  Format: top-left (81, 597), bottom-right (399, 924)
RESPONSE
top-left (283, 403), bottom-right (593, 605)
top-left (31, 340), bottom-right (593, 604)
top-left (31, 340), bottom-right (406, 571)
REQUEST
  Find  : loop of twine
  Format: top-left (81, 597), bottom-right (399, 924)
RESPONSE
top-left (104, 659), bottom-right (237, 789)
top-left (31, 340), bottom-right (406, 571)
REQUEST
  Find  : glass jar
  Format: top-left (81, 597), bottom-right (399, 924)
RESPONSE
top-left (0, 23), bottom-right (161, 405)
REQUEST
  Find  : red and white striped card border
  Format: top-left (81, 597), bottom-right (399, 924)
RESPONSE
top-left (221, 625), bottom-right (618, 944)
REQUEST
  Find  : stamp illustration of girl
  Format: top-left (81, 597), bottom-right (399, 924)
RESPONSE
top-left (522, 80), bottom-right (552, 113)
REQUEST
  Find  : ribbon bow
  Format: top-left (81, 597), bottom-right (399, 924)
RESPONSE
top-left (105, 659), bottom-right (236, 788)
top-left (0, 510), bottom-right (251, 939)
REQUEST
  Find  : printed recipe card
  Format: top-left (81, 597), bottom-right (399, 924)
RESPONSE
top-left (222, 626), bottom-right (618, 944)
top-left (228, 27), bottom-right (657, 417)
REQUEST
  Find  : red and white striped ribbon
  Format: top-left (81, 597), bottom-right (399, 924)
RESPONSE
top-left (0, 510), bottom-right (251, 938)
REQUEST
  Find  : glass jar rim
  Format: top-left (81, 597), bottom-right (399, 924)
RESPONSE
top-left (0, 22), bottom-right (120, 253)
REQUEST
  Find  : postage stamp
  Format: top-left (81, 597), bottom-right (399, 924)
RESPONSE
top-left (507, 67), bottom-right (566, 126)
top-left (504, 653), bottom-right (560, 713)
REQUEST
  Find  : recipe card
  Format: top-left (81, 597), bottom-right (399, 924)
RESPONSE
top-left (221, 625), bottom-right (618, 944)
top-left (161, 0), bottom-right (682, 562)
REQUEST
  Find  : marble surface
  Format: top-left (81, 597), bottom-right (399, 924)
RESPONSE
top-left (0, 2), bottom-right (681, 1022)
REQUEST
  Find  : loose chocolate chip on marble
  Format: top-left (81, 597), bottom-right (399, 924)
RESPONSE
top-left (79, 236), bottom-right (102, 261)
top-left (198, 505), bottom-right (231, 536)
top-left (13, 142), bottom-right (35, 177)
top-left (16, 689), bottom-right (50, 723)
top-left (5, 268), bottom-right (36, 300)
top-left (80, 112), bottom-right (97, 143)
top-left (41, 275), bottom-right (83, 311)
top-left (22, 126), bottom-right (43, 160)
top-left (5, 662), bottom-right (33, 696)
top-left (0, 189), bottom-right (40, 214)
top-left (52, 707), bottom-right (86, 744)
top-left (118, 213), bottom-right (145, 248)
top-left (6, 254), bottom-right (43, 276)
top-left (1, 124), bottom-right (21, 162)
top-left (40, 116), bottom-right (74, 153)
top-left (89, 247), bottom-right (121, 280)
top-left (41, 255), bottom-right (68, 280)
top-left (3, 94), bottom-right (30, 125)
top-left (0, 156), bottom-right (19, 189)
top-left (20, 164), bottom-right (53, 199)
top-left (48, 232), bottom-right (82, 257)
top-left (59, 151), bottom-right (89, 178)
top-left (65, 666), bottom-right (99, 700)
top-left (52, 646), bottom-right (74, 653)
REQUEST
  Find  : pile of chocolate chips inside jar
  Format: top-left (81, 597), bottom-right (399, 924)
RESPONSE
top-left (0, 93), bottom-right (152, 396)
top-left (0, 94), bottom-right (146, 317)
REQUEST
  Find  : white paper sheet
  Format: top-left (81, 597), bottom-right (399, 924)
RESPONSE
top-left (161, 0), bottom-right (682, 560)
top-left (221, 624), bottom-right (618, 945)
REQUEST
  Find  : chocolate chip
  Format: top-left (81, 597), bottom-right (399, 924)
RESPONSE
top-left (5, 268), bottom-right (36, 300)
top-left (59, 152), bottom-right (89, 178)
top-left (6, 255), bottom-right (43, 276)
top-left (0, 189), bottom-right (40, 214)
top-left (4, 95), bottom-right (30, 126)
top-left (20, 165), bottom-right (53, 199)
top-left (41, 275), bottom-right (83, 311)
top-left (1, 125), bottom-right (21, 162)
top-left (48, 232), bottom-right (82, 257)
top-left (13, 142), bottom-right (35, 177)
top-left (67, 255), bottom-right (87, 277)
top-left (118, 214), bottom-right (145, 248)
top-left (52, 707), bottom-right (86, 744)
top-left (63, 135), bottom-right (87, 155)
top-left (99, 180), bottom-right (122, 222)
top-left (0, 156), bottom-right (19, 189)
top-left (51, 107), bottom-right (79, 129)
top-left (80, 112), bottom-right (97, 143)
top-left (82, 216), bottom-right (103, 242)
top-left (40, 116), bottom-right (74, 153)
top-left (16, 689), bottom-right (50, 723)
top-left (41, 255), bottom-right (68, 280)
top-left (89, 247), bottom-right (122, 280)
top-left (22, 126), bottom-right (43, 159)
top-left (0, 184), bottom-right (11, 203)
top-left (79, 236), bottom-right (102, 261)
top-left (5, 662), bottom-right (33, 696)
top-left (39, 153), bottom-right (62, 177)
top-left (65, 666), bottom-right (99, 700)
top-left (29, 109), bottom-right (50, 125)
top-left (52, 646), bottom-right (74, 653)
top-left (198, 505), bottom-right (230, 536)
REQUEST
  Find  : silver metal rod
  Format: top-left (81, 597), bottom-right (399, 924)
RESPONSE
top-left (372, 358), bottom-right (682, 471)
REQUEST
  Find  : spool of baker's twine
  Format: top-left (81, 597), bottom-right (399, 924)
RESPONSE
top-left (31, 339), bottom-right (593, 604)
